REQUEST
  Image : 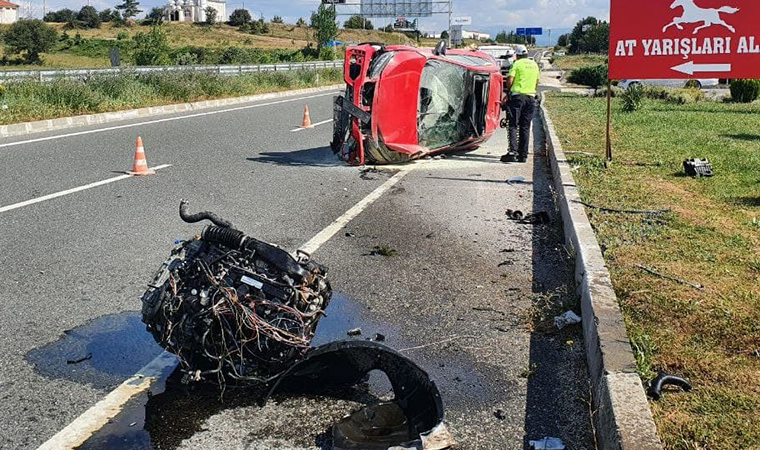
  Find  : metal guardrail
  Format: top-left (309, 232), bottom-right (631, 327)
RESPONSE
top-left (0, 60), bottom-right (344, 82)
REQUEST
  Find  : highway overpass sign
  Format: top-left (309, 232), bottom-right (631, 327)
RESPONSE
top-left (609, 0), bottom-right (760, 79)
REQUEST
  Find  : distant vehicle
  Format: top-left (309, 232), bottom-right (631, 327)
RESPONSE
top-left (478, 45), bottom-right (516, 88)
top-left (331, 42), bottom-right (504, 165)
top-left (618, 78), bottom-right (719, 89)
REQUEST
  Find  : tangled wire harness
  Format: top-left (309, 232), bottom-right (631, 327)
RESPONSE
top-left (141, 201), bottom-right (332, 384)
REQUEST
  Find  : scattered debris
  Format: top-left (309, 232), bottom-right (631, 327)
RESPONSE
top-left (425, 232), bottom-right (436, 239)
top-left (554, 311), bottom-right (582, 330)
top-left (647, 372), bottom-right (693, 400)
top-left (494, 409), bottom-right (507, 420)
top-left (347, 327), bottom-right (362, 336)
top-left (506, 176), bottom-right (526, 184)
top-left (372, 333), bottom-right (386, 342)
top-left (683, 158), bottom-right (714, 178)
top-left (500, 248), bottom-right (515, 253)
top-left (66, 353), bottom-right (92, 365)
top-left (140, 201), bottom-right (333, 384)
top-left (636, 264), bottom-right (704, 291)
top-left (577, 201), bottom-right (671, 216)
top-left (529, 437), bottom-right (566, 450)
top-left (497, 260), bottom-right (514, 267)
top-left (506, 209), bottom-right (551, 224)
top-left (345, 232), bottom-right (356, 237)
top-left (506, 209), bottom-right (524, 220)
top-left (265, 341), bottom-right (450, 450)
top-left (370, 245), bottom-right (398, 257)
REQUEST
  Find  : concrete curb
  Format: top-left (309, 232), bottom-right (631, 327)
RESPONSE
top-left (0, 84), bottom-right (345, 139)
top-left (538, 92), bottom-right (663, 450)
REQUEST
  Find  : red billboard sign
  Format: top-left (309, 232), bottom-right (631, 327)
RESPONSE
top-left (609, 0), bottom-right (760, 79)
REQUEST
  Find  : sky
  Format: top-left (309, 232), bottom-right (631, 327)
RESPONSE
top-left (25, 0), bottom-right (610, 45)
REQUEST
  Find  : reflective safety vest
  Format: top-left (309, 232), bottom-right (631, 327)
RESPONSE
top-left (508, 58), bottom-right (539, 95)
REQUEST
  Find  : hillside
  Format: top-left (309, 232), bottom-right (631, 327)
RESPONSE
top-left (0, 22), bottom-right (418, 69)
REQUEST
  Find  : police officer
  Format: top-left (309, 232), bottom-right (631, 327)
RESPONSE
top-left (501, 45), bottom-right (540, 163)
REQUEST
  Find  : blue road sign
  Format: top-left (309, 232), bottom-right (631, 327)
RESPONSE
top-left (527, 27), bottom-right (543, 35)
top-left (516, 28), bottom-right (526, 36)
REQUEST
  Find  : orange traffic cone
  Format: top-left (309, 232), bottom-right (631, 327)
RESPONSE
top-left (128, 137), bottom-right (155, 176)
top-left (301, 105), bottom-right (314, 129)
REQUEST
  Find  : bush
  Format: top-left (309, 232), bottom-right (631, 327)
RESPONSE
top-left (132, 25), bottom-right (171, 66)
top-left (3, 20), bottom-right (58, 64)
top-left (593, 85), bottom-right (624, 98)
top-left (730, 79), bottom-right (760, 103)
top-left (567, 64), bottom-right (608, 88)
top-left (272, 15), bottom-right (283, 24)
top-left (43, 8), bottom-right (76, 22)
top-left (621, 84), bottom-right (644, 112)
top-left (229, 8), bottom-right (251, 26)
top-left (174, 52), bottom-right (198, 65)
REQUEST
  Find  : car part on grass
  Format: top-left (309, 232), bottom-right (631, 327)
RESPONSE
top-left (683, 158), bottom-right (714, 177)
top-left (264, 340), bottom-right (452, 450)
top-left (331, 43), bottom-right (503, 165)
top-left (647, 372), bottom-right (692, 400)
top-left (141, 200), bottom-right (332, 384)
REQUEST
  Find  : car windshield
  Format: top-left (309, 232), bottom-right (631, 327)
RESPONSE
top-left (417, 60), bottom-right (470, 149)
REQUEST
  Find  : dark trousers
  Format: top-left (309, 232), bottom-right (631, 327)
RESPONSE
top-left (506, 94), bottom-right (537, 157)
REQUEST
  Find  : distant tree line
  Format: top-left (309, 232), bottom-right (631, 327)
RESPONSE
top-left (556, 16), bottom-right (609, 54)
top-left (494, 31), bottom-right (536, 45)
top-left (43, 0), bottom-right (144, 28)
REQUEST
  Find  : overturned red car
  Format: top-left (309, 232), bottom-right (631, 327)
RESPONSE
top-left (331, 42), bottom-right (504, 165)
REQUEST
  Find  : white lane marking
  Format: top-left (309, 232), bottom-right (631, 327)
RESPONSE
top-left (0, 164), bottom-right (172, 214)
top-left (290, 119), bottom-right (333, 132)
top-left (35, 164), bottom-right (416, 450)
top-left (0, 92), bottom-right (338, 150)
top-left (36, 352), bottom-right (178, 450)
top-left (299, 167), bottom-right (413, 255)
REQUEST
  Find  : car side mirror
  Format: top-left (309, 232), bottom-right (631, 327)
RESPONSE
top-left (433, 40), bottom-right (447, 56)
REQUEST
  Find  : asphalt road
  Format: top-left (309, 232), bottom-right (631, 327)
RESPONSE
top-left (0, 84), bottom-right (593, 449)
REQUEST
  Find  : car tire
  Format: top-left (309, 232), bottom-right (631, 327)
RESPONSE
top-left (684, 80), bottom-right (702, 89)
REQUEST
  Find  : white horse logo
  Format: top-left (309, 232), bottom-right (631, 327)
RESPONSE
top-left (662, 0), bottom-right (739, 34)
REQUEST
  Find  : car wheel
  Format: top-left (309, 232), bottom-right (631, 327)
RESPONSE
top-left (684, 80), bottom-right (701, 89)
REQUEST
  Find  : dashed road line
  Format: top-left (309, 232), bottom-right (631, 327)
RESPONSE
top-left (0, 164), bottom-right (172, 214)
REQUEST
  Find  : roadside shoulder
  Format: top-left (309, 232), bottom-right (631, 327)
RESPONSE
top-left (538, 91), bottom-right (663, 450)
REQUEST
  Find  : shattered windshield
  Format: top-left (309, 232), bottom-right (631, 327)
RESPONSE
top-left (418, 60), bottom-right (470, 149)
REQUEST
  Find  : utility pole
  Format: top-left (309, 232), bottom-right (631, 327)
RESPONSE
top-left (447, 0), bottom-right (452, 47)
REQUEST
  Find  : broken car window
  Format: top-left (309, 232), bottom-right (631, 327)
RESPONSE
top-left (418, 60), bottom-right (470, 150)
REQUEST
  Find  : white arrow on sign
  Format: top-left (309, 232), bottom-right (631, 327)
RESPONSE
top-left (671, 61), bottom-right (732, 75)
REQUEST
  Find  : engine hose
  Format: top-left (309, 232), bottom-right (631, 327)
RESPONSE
top-left (647, 372), bottom-right (692, 400)
top-left (179, 200), bottom-right (235, 228)
top-left (201, 225), bottom-right (248, 251)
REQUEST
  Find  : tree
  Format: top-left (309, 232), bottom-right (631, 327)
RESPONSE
top-left (99, 8), bottom-right (119, 22)
top-left (77, 6), bottom-right (101, 28)
top-left (272, 15), bottom-right (283, 24)
top-left (344, 15), bottom-right (372, 30)
top-left (557, 33), bottom-right (569, 48)
top-left (43, 8), bottom-right (76, 22)
top-left (296, 17), bottom-right (306, 27)
top-left (310, 4), bottom-right (337, 49)
top-left (204, 7), bottom-right (217, 25)
top-left (132, 25), bottom-right (170, 65)
top-left (568, 17), bottom-right (609, 54)
top-left (3, 19), bottom-right (58, 63)
top-left (115, 0), bottom-right (142, 22)
top-left (229, 8), bottom-right (251, 26)
top-left (145, 7), bottom-right (164, 25)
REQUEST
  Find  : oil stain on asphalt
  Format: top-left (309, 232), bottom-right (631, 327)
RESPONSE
top-left (26, 293), bottom-right (494, 449)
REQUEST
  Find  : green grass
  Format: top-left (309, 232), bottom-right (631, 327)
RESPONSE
top-left (0, 69), bottom-right (342, 125)
top-left (552, 54), bottom-right (607, 71)
top-left (545, 92), bottom-right (760, 450)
